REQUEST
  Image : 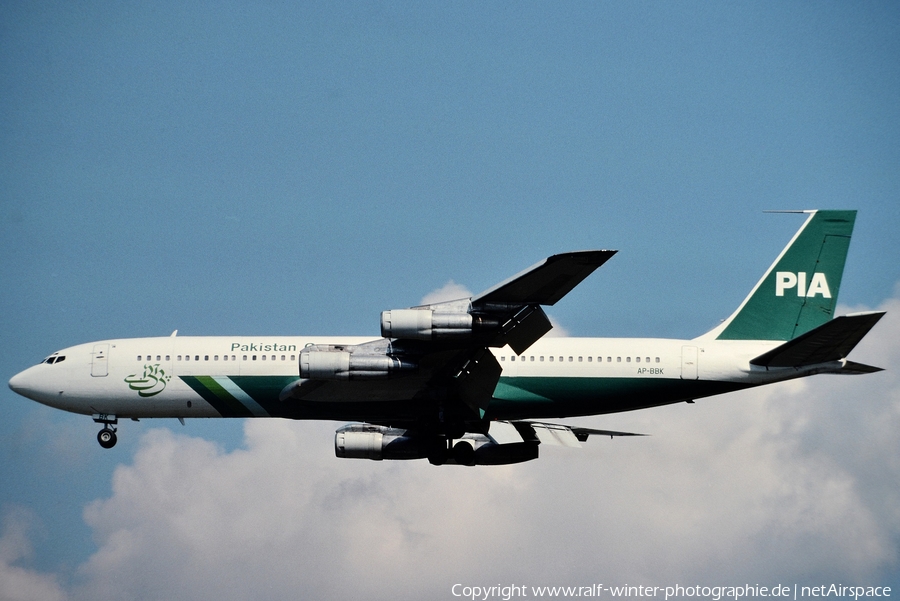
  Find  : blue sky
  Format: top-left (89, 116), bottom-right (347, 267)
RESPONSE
top-left (1, 2), bottom-right (899, 599)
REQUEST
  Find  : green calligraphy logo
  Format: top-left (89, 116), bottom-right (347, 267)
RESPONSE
top-left (124, 364), bottom-right (171, 397)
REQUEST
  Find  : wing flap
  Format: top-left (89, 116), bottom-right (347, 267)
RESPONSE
top-left (488, 420), bottom-right (525, 444)
top-left (494, 304), bottom-right (553, 354)
top-left (531, 422), bottom-right (582, 447)
top-left (522, 421), bottom-right (647, 442)
top-left (455, 348), bottom-right (502, 414)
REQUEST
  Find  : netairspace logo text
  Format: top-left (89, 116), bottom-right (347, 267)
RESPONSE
top-left (450, 584), bottom-right (892, 601)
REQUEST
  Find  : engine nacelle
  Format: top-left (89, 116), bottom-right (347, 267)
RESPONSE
top-left (300, 350), bottom-right (416, 380)
top-left (334, 424), bottom-right (428, 460)
top-left (334, 424), bottom-right (540, 465)
top-left (381, 308), bottom-right (491, 340)
top-left (470, 441), bottom-right (539, 465)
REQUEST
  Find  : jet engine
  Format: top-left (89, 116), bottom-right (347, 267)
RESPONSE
top-left (380, 309), bottom-right (499, 340)
top-left (334, 424), bottom-right (429, 460)
top-left (300, 349), bottom-right (416, 380)
top-left (334, 424), bottom-right (539, 465)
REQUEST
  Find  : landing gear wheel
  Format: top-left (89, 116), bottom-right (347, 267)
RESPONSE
top-left (427, 438), bottom-right (448, 465)
top-left (452, 441), bottom-right (475, 466)
top-left (97, 428), bottom-right (117, 449)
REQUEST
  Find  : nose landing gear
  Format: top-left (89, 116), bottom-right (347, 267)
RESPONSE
top-left (92, 413), bottom-right (118, 449)
top-left (97, 427), bottom-right (117, 449)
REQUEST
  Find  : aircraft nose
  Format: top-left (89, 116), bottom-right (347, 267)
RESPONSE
top-left (9, 367), bottom-right (39, 400)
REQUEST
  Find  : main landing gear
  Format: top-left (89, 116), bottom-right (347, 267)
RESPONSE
top-left (97, 428), bottom-right (117, 449)
top-left (426, 436), bottom-right (476, 466)
top-left (93, 413), bottom-right (118, 449)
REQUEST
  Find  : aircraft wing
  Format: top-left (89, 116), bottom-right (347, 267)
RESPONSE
top-left (521, 421), bottom-right (647, 446)
top-left (285, 250), bottom-right (616, 422)
top-left (471, 250), bottom-right (616, 306)
top-left (485, 420), bottom-right (646, 447)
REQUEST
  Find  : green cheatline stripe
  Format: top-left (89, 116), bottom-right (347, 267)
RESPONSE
top-left (493, 376), bottom-right (747, 406)
top-left (180, 376), bottom-right (254, 417)
top-left (229, 375), bottom-right (298, 413)
top-left (211, 376), bottom-right (269, 417)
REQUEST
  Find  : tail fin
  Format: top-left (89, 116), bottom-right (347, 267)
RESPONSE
top-left (703, 210), bottom-right (857, 341)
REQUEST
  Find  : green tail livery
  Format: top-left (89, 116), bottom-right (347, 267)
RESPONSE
top-left (711, 210), bottom-right (856, 341)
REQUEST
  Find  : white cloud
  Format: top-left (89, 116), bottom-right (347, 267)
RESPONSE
top-left (543, 315), bottom-right (571, 337)
top-left (419, 280), bottom-right (473, 306)
top-left (0, 507), bottom-right (68, 601)
top-left (53, 288), bottom-right (900, 599)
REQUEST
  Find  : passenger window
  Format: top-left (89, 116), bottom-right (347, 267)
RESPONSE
top-left (243, 355), bottom-right (248, 361)
top-left (165, 355), bottom-right (170, 361)
top-left (646, 357), bottom-right (650, 363)
top-left (281, 355), bottom-right (286, 361)
top-left (137, 355), bottom-right (141, 361)
top-left (607, 357), bottom-right (612, 363)
top-left (568, 357), bottom-right (573, 362)
top-left (617, 357), bottom-right (621, 362)
top-left (549, 356), bottom-right (554, 362)
top-left (656, 357), bottom-right (660, 363)
top-left (530, 356), bottom-right (535, 361)
top-left (223, 355), bottom-right (228, 361)
top-left (510, 356), bottom-right (515, 362)
top-left (185, 355), bottom-right (190, 361)
top-left (214, 355), bottom-right (219, 361)
top-left (627, 357), bottom-right (631, 362)
top-left (195, 356), bottom-right (200, 361)
top-left (587, 356), bottom-right (592, 362)
top-left (252, 355), bottom-right (257, 361)
top-left (156, 355), bottom-right (161, 361)
top-left (290, 355), bottom-right (295, 361)
top-left (262, 355), bottom-right (266, 361)
top-left (636, 357), bottom-right (641, 363)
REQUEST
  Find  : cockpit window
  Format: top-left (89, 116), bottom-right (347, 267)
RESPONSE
top-left (42, 355), bottom-right (66, 365)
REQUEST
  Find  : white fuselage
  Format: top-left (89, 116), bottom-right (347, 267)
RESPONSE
top-left (9, 334), bottom-right (839, 422)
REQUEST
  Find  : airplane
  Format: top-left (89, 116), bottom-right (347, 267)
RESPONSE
top-left (8, 210), bottom-right (885, 465)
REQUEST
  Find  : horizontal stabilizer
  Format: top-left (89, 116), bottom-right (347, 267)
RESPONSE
top-left (750, 311), bottom-right (885, 368)
top-left (473, 250), bottom-right (616, 306)
top-left (838, 360), bottom-right (884, 375)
